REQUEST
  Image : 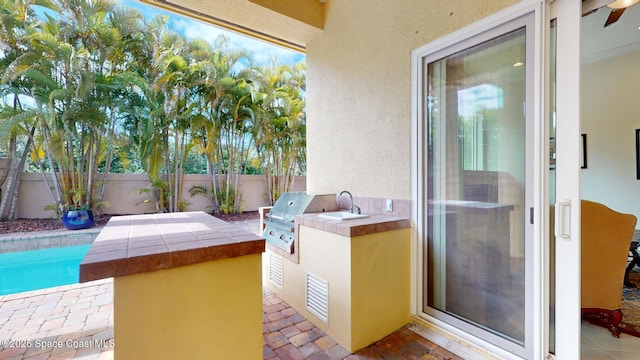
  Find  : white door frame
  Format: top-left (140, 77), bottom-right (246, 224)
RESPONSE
top-left (549, 0), bottom-right (582, 358)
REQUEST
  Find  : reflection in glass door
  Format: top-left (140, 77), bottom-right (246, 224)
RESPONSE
top-left (421, 16), bottom-right (533, 357)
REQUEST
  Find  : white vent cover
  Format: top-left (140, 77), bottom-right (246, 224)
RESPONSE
top-left (305, 272), bottom-right (329, 323)
top-left (269, 253), bottom-right (283, 289)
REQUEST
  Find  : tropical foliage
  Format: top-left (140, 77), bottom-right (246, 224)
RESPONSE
top-left (0, 0), bottom-right (306, 218)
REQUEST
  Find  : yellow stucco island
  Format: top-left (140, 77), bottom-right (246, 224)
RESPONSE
top-left (79, 212), bottom-right (265, 360)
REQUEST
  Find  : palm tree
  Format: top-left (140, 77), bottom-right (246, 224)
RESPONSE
top-left (190, 36), bottom-right (254, 214)
top-left (0, 0), bottom-right (57, 219)
top-left (30, 0), bottom-right (134, 214)
top-left (1, 0), bottom-right (307, 218)
top-left (130, 15), bottom-right (204, 213)
top-left (2, 0), bottom-right (148, 217)
top-left (253, 62), bottom-right (307, 204)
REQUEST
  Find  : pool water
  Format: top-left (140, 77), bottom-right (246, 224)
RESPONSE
top-left (0, 244), bottom-right (91, 296)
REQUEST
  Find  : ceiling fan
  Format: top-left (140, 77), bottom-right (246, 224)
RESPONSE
top-left (582, 0), bottom-right (640, 27)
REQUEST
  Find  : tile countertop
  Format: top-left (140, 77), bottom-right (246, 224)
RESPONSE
top-left (79, 211), bottom-right (264, 282)
top-left (295, 213), bottom-right (411, 238)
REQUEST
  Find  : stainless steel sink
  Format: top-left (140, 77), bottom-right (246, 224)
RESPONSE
top-left (318, 211), bottom-right (369, 221)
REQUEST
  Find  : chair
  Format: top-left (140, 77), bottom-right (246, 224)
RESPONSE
top-left (581, 199), bottom-right (637, 337)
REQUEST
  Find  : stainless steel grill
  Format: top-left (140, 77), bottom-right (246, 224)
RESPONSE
top-left (262, 192), bottom-right (337, 253)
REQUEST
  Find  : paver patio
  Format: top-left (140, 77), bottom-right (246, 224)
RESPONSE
top-left (0, 278), bottom-right (462, 360)
top-left (0, 279), bottom-right (114, 360)
top-left (0, 219), bottom-right (462, 359)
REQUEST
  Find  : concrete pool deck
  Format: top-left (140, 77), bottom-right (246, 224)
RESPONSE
top-left (0, 219), bottom-right (463, 360)
top-left (0, 227), bottom-right (101, 254)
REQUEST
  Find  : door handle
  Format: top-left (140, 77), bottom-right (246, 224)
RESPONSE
top-left (554, 200), bottom-right (571, 240)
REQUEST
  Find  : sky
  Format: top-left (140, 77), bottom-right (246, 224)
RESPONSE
top-left (120, 0), bottom-right (306, 66)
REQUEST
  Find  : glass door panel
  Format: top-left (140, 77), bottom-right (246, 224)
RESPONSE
top-left (423, 22), bottom-right (529, 354)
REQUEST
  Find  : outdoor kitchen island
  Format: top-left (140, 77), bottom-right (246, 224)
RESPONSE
top-left (264, 211), bottom-right (411, 353)
top-left (79, 211), bottom-right (264, 360)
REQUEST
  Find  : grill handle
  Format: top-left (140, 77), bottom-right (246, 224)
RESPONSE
top-left (269, 214), bottom-right (286, 221)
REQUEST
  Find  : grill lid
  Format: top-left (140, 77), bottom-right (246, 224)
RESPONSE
top-left (263, 192), bottom-right (338, 254)
top-left (268, 192), bottom-right (337, 223)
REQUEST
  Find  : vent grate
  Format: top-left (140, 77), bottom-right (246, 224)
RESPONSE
top-left (305, 272), bottom-right (329, 323)
top-left (269, 253), bottom-right (283, 289)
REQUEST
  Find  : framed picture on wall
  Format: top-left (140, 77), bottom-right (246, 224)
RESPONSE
top-left (636, 129), bottom-right (640, 180)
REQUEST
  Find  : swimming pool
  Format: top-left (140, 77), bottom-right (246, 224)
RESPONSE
top-left (0, 244), bottom-right (91, 295)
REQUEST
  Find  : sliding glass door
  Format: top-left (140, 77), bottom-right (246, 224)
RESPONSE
top-left (416, 13), bottom-right (534, 358)
top-left (412, 1), bottom-right (582, 358)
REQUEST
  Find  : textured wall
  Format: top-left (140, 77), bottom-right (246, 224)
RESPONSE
top-left (581, 50), bottom-right (640, 221)
top-left (305, 0), bottom-right (517, 199)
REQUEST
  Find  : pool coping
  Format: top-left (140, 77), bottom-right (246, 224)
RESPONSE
top-left (0, 226), bottom-right (103, 254)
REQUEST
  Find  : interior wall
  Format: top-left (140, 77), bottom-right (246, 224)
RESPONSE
top-left (305, 0), bottom-right (517, 199)
top-left (581, 50), bottom-right (640, 224)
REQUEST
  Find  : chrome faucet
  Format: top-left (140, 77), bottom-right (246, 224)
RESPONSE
top-left (339, 191), bottom-right (361, 214)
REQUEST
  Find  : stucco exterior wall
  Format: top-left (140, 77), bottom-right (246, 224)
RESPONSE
top-left (305, 0), bottom-right (517, 199)
top-left (114, 254), bottom-right (263, 359)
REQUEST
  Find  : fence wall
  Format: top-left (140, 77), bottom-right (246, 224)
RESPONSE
top-left (0, 164), bottom-right (306, 219)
